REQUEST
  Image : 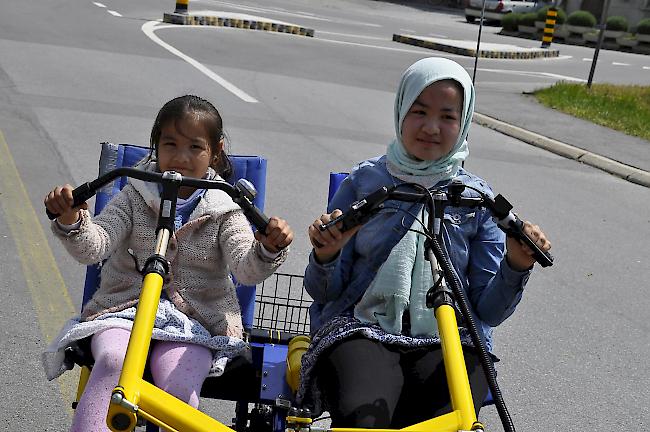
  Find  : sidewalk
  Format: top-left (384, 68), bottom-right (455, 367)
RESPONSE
top-left (473, 91), bottom-right (650, 187)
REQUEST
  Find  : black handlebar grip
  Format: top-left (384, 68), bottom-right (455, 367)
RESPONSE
top-left (319, 212), bottom-right (358, 233)
top-left (244, 205), bottom-right (270, 234)
top-left (46, 183), bottom-right (95, 220)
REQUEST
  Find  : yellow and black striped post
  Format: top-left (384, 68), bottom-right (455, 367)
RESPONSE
top-left (541, 7), bottom-right (558, 48)
top-left (174, 0), bottom-right (189, 14)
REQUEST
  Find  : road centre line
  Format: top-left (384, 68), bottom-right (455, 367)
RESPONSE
top-left (141, 21), bottom-right (258, 103)
top-left (612, 62), bottom-right (630, 66)
top-left (0, 130), bottom-right (77, 413)
top-left (644, 66), bottom-right (650, 70)
top-left (93, 2), bottom-right (106, 7)
top-left (108, 10), bottom-right (122, 17)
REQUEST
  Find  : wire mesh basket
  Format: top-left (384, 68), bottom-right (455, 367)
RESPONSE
top-left (253, 272), bottom-right (311, 335)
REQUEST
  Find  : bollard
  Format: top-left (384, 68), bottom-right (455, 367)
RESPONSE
top-left (174, 0), bottom-right (189, 14)
top-left (541, 7), bottom-right (558, 48)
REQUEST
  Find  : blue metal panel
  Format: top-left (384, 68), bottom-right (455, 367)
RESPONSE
top-left (259, 343), bottom-right (291, 403)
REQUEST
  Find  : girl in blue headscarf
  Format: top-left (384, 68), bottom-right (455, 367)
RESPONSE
top-left (297, 57), bottom-right (551, 428)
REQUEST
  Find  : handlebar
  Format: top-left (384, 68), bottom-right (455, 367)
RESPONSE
top-left (320, 181), bottom-right (554, 268)
top-left (45, 167), bottom-right (270, 233)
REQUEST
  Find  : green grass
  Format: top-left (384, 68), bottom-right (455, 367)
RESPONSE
top-left (533, 82), bottom-right (650, 142)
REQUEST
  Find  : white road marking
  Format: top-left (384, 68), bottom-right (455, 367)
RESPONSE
top-left (644, 66), bottom-right (650, 70)
top-left (583, 58), bottom-right (592, 61)
top-left (141, 21), bottom-right (258, 103)
top-left (318, 31), bottom-right (387, 41)
top-left (108, 10), bottom-right (122, 17)
top-left (612, 62), bottom-right (630, 66)
top-left (310, 36), bottom-right (466, 57)
top-left (429, 33), bottom-right (449, 38)
top-left (477, 67), bottom-right (586, 82)
top-left (93, 2), bottom-right (106, 7)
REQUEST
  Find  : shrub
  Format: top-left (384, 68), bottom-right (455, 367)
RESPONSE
top-left (606, 15), bottom-right (628, 32)
top-left (567, 10), bottom-right (597, 27)
top-left (636, 18), bottom-right (650, 35)
top-left (502, 12), bottom-right (520, 31)
top-left (535, 7), bottom-right (567, 25)
top-left (519, 12), bottom-right (538, 27)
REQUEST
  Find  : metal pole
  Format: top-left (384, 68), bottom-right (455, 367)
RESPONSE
top-left (587, 0), bottom-right (613, 87)
top-left (472, 0), bottom-right (488, 84)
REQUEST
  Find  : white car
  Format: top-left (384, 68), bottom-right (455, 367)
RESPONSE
top-left (464, 0), bottom-right (547, 23)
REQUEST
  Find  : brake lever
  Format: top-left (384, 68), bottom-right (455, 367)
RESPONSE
top-left (319, 186), bottom-right (391, 233)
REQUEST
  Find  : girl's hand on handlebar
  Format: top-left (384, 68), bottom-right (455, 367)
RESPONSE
top-left (44, 185), bottom-right (88, 225)
top-left (309, 209), bottom-right (361, 264)
top-left (255, 216), bottom-right (293, 254)
top-left (506, 221), bottom-right (551, 271)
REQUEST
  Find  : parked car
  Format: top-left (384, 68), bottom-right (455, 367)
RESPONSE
top-left (464, 0), bottom-right (549, 23)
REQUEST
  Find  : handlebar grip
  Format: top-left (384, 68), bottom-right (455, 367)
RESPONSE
top-left (45, 183), bottom-right (95, 220)
top-left (243, 205), bottom-right (270, 234)
top-left (505, 217), bottom-right (554, 268)
top-left (319, 211), bottom-right (359, 233)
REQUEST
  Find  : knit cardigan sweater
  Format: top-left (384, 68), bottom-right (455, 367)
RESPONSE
top-left (51, 165), bottom-right (287, 338)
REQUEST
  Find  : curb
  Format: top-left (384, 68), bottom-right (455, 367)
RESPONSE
top-left (162, 12), bottom-right (315, 37)
top-left (392, 34), bottom-right (559, 59)
top-left (473, 112), bottom-right (650, 188)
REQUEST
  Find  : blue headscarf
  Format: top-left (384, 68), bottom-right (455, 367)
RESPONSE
top-left (386, 57), bottom-right (475, 185)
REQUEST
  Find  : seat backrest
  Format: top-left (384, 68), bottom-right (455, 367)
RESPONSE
top-left (327, 172), bottom-right (348, 206)
top-left (82, 142), bottom-right (267, 330)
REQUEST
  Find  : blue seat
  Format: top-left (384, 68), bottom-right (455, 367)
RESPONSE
top-left (71, 143), bottom-right (309, 432)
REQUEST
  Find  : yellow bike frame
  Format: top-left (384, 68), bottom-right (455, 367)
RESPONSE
top-left (70, 234), bottom-right (483, 432)
top-left (289, 306), bottom-right (482, 432)
top-left (90, 232), bottom-right (483, 432)
top-left (104, 228), bottom-right (237, 432)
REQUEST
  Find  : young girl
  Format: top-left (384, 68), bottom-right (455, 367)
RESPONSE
top-left (43, 95), bottom-right (294, 431)
top-left (297, 58), bottom-right (551, 428)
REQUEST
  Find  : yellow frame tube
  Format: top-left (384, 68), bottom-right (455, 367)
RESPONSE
top-left (138, 379), bottom-right (236, 432)
top-left (436, 304), bottom-right (476, 429)
top-left (332, 304), bottom-right (478, 432)
top-left (75, 366), bottom-right (92, 404)
top-left (118, 272), bottom-right (164, 400)
top-left (107, 272), bottom-right (164, 430)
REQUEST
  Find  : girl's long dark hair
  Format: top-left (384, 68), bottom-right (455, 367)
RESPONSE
top-left (149, 95), bottom-right (233, 180)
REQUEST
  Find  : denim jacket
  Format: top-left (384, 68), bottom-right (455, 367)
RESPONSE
top-left (304, 156), bottom-right (531, 351)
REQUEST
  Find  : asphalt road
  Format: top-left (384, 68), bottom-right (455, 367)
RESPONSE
top-left (1, 0), bottom-right (649, 430)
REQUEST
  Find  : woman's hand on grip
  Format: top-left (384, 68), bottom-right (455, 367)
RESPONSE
top-left (506, 220), bottom-right (551, 271)
top-left (44, 184), bottom-right (88, 225)
top-left (308, 209), bottom-right (361, 264)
